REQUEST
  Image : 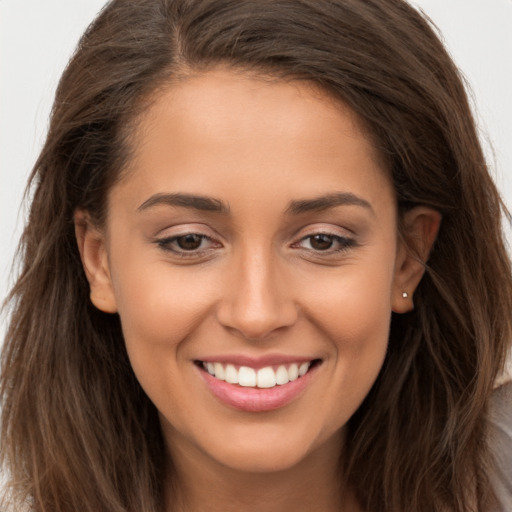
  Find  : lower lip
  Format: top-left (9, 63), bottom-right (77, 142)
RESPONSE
top-left (198, 365), bottom-right (317, 412)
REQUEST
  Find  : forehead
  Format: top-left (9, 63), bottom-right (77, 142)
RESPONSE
top-left (111, 69), bottom-right (395, 219)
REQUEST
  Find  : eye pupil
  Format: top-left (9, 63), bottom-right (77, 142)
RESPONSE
top-left (310, 234), bottom-right (334, 250)
top-left (177, 234), bottom-right (203, 250)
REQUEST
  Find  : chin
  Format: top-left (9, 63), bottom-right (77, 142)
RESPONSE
top-left (214, 442), bottom-right (312, 474)
top-left (171, 415), bottom-right (343, 476)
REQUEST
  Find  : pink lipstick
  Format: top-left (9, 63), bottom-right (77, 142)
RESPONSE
top-left (196, 357), bottom-right (320, 412)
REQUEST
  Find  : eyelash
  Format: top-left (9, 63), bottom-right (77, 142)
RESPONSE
top-left (156, 230), bottom-right (356, 259)
top-left (293, 233), bottom-right (356, 254)
top-left (156, 233), bottom-right (220, 257)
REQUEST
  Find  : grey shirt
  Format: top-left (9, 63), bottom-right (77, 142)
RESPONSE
top-left (489, 381), bottom-right (512, 511)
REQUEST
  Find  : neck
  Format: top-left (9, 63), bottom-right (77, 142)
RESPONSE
top-left (163, 431), bottom-right (360, 512)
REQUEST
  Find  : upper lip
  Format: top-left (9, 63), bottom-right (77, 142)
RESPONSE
top-left (196, 354), bottom-right (319, 370)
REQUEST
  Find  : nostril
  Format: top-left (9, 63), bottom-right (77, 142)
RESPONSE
top-left (216, 302), bottom-right (299, 341)
top-left (221, 323), bottom-right (292, 343)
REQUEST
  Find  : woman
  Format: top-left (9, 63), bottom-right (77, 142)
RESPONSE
top-left (1, 0), bottom-right (511, 511)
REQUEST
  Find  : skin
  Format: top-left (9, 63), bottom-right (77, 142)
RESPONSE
top-left (76, 69), bottom-right (440, 512)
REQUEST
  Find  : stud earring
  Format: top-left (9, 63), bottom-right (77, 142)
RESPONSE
top-left (402, 292), bottom-right (409, 299)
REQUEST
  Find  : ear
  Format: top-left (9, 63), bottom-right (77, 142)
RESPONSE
top-left (74, 209), bottom-right (118, 313)
top-left (392, 206), bottom-right (442, 313)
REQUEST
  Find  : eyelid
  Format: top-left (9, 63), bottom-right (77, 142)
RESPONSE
top-left (293, 234), bottom-right (355, 251)
top-left (153, 222), bottom-right (223, 242)
top-left (290, 224), bottom-right (358, 254)
top-left (292, 220), bottom-right (355, 235)
top-left (153, 224), bottom-right (224, 257)
top-left (158, 233), bottom-right (216, 247)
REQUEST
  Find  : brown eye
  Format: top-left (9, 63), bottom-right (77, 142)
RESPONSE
top-left (175, 234), bottom-right (204, 250)
top-left (309, 234), bottom-right (334, 250)
top-left (294, 232), bottom-right (355, 254)
top-left (156, 231), bottom-right (222, 256)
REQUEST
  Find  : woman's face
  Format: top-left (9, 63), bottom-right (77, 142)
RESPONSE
top-left (86, 70), bottom-right (412, 474)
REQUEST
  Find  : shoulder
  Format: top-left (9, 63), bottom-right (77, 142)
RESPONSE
top-left (488, 381), bottom-right (512, 511)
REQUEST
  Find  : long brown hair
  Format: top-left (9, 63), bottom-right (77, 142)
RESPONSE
top-left (2, 1), bottom-right (511, 511)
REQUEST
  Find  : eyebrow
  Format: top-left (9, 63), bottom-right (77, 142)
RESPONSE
top-left (137, 191), bottom-right (373, 216)
top-left (285, 192), bottom-right (374, 215)
top-left (137, 193), bottom-right (230, 214)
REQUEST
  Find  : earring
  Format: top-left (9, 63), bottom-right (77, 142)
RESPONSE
top-left (402, 292), bottom-right (409, 299)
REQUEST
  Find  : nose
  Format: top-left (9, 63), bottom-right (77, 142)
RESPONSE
top-left (216, 250), bottom-right (298, 341)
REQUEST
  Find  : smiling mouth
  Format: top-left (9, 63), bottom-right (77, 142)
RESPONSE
top-left (196, 360), bottom-right (321, 389)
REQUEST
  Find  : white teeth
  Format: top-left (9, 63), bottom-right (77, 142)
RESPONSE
top-left (275, 365), bottom-right (290, 385)
top-left (257, 367), bottom-right (277, 388)
top-left (238, 366), bottom-right (256, 387)
top-left (288, 363), bottom-right (299, 382)
top-left (225, 364), bottom-right (238, 384)
top-left (299, 362), bottom-right (309, 376)
top-left (214, 362), bottom-right (225, 380)
top-left (202, 361), bottom-right (312, 388)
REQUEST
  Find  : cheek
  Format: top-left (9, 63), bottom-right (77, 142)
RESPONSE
top-left (109, 260), bottom-right (222, 408)
top-left (111, 259), bottom-right (217, 343)
top-left (109, 259), bottom-right (223, 399)
top-left (300, 251), bottom-right (395, 344)
top-left (313, 275), bottom-right (391, 379)
top-left (297, 257), bottom-right (394, 421)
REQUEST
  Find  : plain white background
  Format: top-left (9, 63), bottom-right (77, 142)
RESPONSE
top-left (1, 0), bottom-right (511, 343)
